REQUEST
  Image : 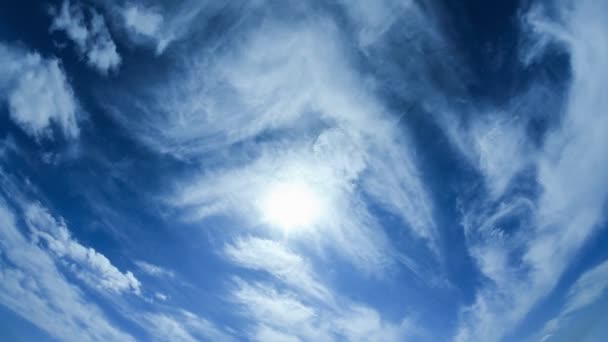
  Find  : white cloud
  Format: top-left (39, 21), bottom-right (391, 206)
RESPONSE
top-left (224, 237), bottom-right (332, 302)
top-left (23, 201), bottom-right (141, 295)
top-left (333, 304), bottom-right (404, 342)
top-left (172, 137), bottom-right (395, 273)
top-left (456, 0), bottom-right (608, 340)
top-left (232, 279), bottom-right (408, 342)
top-left (253, 325), bottom-right (301, 342)
top-left (120, 3), bottom-right (166, 54)
top-left (441, 112), bottom-right (533, 198)
top-left (122, 4), bottom-right (163, 37)
top-left (539, 260), bottom-right (608, 341)
top-left (135, 260), bottom-right (176, 279)
top-left (337, 0), bottom-right (420, 48)
top-left (108, 16), bottom-right (440, 272)
top-left (154, 292), bottom-right (168, 301)
top-left (0, 167), bottom-right (235, 342)
top-left (0, 197), bottom-right (135, 342)
top-left (226, 235), bottom-right (412, 341)
top-left (141, 310), bottom-right (235, 342)
top-left (50, 0), bottom-right (121, 74)
top-left (233, 281), bottom-right (332, 342)
top-left (0, 43), bottom-right (79, 140)
top-left (95, 0), bottom-right (227, 55)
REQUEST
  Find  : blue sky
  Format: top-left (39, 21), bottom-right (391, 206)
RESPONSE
top-left (0, 0), bottom-right (607, 341)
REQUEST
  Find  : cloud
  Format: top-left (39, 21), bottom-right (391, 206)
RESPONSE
top-left (253, 325), bottom-right (301, 342)
top-left (224, 237), bottom-right (332, 302)
top-left (226, 236), bottom-right (413, 341)
top-left (122, 4), bottom-right (163, 37)
top-left (94, 1), bottom-right (232, 55)
top-left (24, 201), bottom-right (141, 295)
top-left (50, 0), bottom-right (121, 74)
top-left (232, 279), bottom-right (407, 342)
top-left (336, 0), bottom-right (420, 48)
top-left (0, 165), bottom-right (232, 341)
top-left (0, 197), bottom-right (135, 341)
top-left (440, 111), bottom-right (534, 198)
top-left (0, 43), bottom-right (79, 140)
top-left (119, 3), bottom-right (166, 54)
top-left (154, 292), bottom-right (168, 301)
top-left (141, 311), bottom-right (235, 342)
top-left (539, 260), bottom-right (608, 341)
top-left (173, 136), bottom-right (403, 273)
top-left (455, 0), bottom-right (608, 340)
top-left (105, 12), bottom-right (439, 274)
top-left (4, 1), bottom-right (601, 340)
top-left (135, 260), bottom-right (176, 279)
top-left (232, 281), bottom-right (330, 341)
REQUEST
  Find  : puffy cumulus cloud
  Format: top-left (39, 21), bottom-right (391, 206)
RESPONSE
top-left (0, 43), bottom-right (79, 140)
top-left (455, 0), bottom-right (608, 340)
top-left (0, 197), bottom-right (135, 342)
top-left (23, 202), bottom-right (141, 295)
top-left (225, 237), bottom-right (414, 341)
top-left (50, 0), bottom-right (121, 74)
top-left (120, 3), bottom-right (166, 54)
top-left (539, 260), bottom-right (608, 341)
top-left (122, 4), bottom-right (163, 37)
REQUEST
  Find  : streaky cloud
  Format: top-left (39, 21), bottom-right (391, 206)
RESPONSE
top-left (455, 0), bottom-right (608, 340)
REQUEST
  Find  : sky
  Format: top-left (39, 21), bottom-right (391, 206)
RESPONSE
top-left (0, 0), bottom-right (607, 341)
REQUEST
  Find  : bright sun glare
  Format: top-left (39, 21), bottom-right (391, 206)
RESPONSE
top-left (261, 181), bottom-right (323, 231)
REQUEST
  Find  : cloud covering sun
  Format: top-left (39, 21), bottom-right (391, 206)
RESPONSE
top-left (260, 181), bottom-right (324, 231)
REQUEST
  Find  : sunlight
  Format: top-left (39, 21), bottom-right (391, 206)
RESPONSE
top-left (260, 181), bottom-right (323, 231)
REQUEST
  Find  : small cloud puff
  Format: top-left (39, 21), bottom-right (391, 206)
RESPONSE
top-left (0, 43), bottom-right (79, 140)
top-left (50, 0), bottom-right (121, 74)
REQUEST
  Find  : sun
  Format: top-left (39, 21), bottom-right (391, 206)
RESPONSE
top-left (260, 181), bottom-right (323, 231)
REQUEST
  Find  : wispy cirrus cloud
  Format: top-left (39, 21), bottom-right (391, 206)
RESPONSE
top-left (224, 237), bottom-right (332, 302)
top-left (225, 236), bottom-right (417, 341)
top-left (232, 279), bottom-right (409, 342)
top-left (104, 7), bottom-right (439, 275)
top-left (454, 0), bottom-right (608, 340)
top-left (140, 310), bottom-right (235, 342)
top-left (539, 260), bottom-right (608, 341)
top-left (3, 0), bottom-right (604, 341)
